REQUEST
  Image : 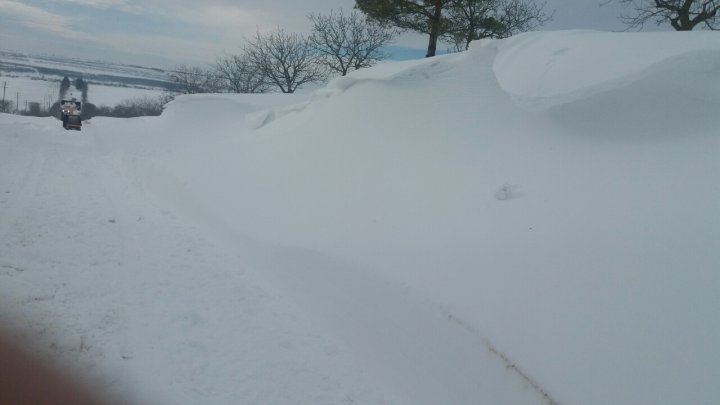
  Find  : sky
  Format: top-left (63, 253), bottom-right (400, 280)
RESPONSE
top-left (0, 0), bottom-right (642, 68)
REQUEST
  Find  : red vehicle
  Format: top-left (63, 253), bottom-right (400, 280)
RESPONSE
top-left (60, 99), bottom-right (82, 130)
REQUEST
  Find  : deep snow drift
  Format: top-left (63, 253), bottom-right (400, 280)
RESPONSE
top-left (1, 30), bottom-right (719, 405)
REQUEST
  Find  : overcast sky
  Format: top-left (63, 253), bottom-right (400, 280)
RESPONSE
top-left (0, 0), bottom-right (638, 68)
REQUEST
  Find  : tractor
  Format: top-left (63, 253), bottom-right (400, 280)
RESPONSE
top-left (60, 99), bottom-right (82, 131)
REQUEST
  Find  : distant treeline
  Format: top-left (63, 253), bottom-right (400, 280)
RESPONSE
top-left (20, 94), bottom-right (174, 119)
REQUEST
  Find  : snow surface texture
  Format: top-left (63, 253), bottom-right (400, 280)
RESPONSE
top-left (1, 30), bottom-right (719, 405)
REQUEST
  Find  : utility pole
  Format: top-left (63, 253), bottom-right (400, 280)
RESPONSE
top-left (16, 92), bottom-right (20, 112)
top-left (2, 81), bottom-right (6, 103)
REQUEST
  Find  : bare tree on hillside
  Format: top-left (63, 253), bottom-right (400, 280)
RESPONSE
top-left (25, 102), bottom-right (43, 116)
top-left (309, 9), bottom-right (397, 76)
top-left (445, 0), bottom-right (550, 51)
top-left (168, 65), bottom-right (222, 94)
top-left (244, 29), bottom-right (326, 93)
top-left (214, 54), bottom-right (269, 93)
top-left (0, 99), bottom-right (13, 113)
top-left (618, 0), bottom-right (720, 30)
top-left (110, 95), bottom-right (172, 117)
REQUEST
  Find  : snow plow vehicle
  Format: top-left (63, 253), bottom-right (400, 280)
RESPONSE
top-left (60, 99), bottom-right (82, 131)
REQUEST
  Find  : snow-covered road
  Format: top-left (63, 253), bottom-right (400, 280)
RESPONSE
top-left (0, 115), bottom-right (549, 404)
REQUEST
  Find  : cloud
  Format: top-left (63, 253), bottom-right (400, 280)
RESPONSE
top-left (0, 0), bottom-right (83, 39)
top-left (51, 0), bottom-right (142, 13)
top-left (135, 2), bottom-right (279, 37)
top-left (195, 6), bottom-right (270, 28)
top-left (132, 0), bottom-right (351, 35)
top-left (0, 0), bottom-right (367, 66)
top-left (88, 31), bottom-right (224, 64)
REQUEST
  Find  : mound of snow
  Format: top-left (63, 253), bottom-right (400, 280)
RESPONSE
top-left (163, 93), bottom-right (307, 125)
top-left (156, 30), bottom-right (719, 405)
top-left (247, 54), bottom-right (463, 129)
top-left (492, 30), bottom-right (720, 108)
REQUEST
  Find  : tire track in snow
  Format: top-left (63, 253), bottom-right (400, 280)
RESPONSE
top-left (88, 129), bottom-right (386, 404)
top-left (86, 130), bottom-right (142, 400)
top-left (442, 310), bottom-right (560, 405)
top-left (88, 126), bottom-right (212, 401)
top-left (0, 126), bottom-right (131, 401)
top-left (0, 151), bottom-right (45, 242)
top-left (237, 244), bottom-right (559, 405)
top-left (0, 147), bottom-right (45, 277)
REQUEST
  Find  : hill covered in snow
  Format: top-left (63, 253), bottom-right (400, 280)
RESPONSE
top-left (1, 30), bottom-right (718, 405)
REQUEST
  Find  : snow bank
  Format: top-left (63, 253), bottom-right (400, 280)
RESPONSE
top-left (151, 30), bottom-right (719, 405)
top-left (492, 30), bottom-right (720, 108)
top-left (247, 54), bottom-right (462, 129)
top-left (163, 93), bottom-right (306, 118)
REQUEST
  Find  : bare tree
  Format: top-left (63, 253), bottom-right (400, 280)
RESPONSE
top-left (309, 9), bottom-right (397, 76)
top-left (214, 54), bottom-right (269, 93)
top-left (110, 95), bottom-right (173, 117)
top-left (618, 0), bottom-right (720, 30)
top-left (244, 29), bottom-right (326, 93)
top-left (25, 102), bottom-right (43, 116)
top-left (0, 99), bottom-right (13, 113)
top-left (168, 65), bottom-right (221, 94)
top-left (496, 0), bottom-right (550, 35)
top-left (445, 0), bottom-right (550, 51)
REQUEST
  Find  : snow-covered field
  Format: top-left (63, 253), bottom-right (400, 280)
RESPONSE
top-left (0, 50), bottom-right (168, 82)
top-left (1, 30), bottom-right (719, 404)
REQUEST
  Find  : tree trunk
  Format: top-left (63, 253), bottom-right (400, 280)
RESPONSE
top-left (426, 0), bottom-right (444, 57)
top-left (426, 32), bottom-right (439, 57)
top-left (672, 0), bottom-right (699, 30)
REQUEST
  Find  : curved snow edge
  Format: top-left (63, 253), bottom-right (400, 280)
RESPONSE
top-left (491, 30), bottom-right (720, 110)
top-left (246, 52), bottom-right (467, 130)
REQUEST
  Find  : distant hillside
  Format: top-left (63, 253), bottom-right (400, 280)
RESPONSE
top-left (0, 50), bottom-right (175, 91)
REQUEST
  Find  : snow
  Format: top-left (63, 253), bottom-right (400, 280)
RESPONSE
top-left (492, 30), bottom-right (720, 108)
top-left (1, 30), bottom-right (719, 405)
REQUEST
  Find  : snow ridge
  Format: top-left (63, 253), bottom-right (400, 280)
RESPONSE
top-left (247, 52), bottom-right (464, 129)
